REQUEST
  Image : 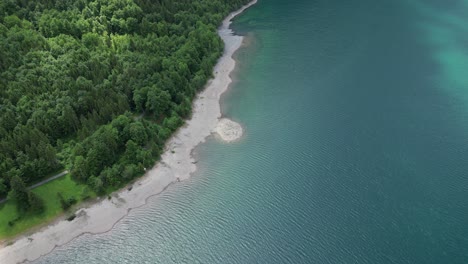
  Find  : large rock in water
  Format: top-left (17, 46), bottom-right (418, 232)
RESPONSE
top-left (215, 118), bottom-right (243, 142)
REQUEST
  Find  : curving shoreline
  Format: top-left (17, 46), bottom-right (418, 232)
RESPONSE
top-left (0, 1), bottom-right (257, 263)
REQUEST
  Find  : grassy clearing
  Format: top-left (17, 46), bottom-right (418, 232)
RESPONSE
top-left (0, 174), bottom-right (95, 239)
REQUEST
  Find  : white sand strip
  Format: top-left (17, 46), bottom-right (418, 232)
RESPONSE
top-left (0, 1), bottom-right (256, 263)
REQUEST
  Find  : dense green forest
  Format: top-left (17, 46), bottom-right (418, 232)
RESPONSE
top-left (0, 0), bottom-right (249, 214)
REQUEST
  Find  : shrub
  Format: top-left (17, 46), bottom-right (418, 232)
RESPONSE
top-left (57, 192), bottom-right (77, 210)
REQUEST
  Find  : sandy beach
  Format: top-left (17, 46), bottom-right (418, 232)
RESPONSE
top-left (0, 1), bottom-right (256, 263)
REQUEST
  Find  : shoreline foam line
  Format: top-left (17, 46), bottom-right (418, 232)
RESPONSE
top-left (0, 1), bottom-right (257, 263)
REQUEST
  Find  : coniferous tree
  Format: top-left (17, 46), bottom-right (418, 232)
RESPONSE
top-left (8, 175), bottom-right (30, 213)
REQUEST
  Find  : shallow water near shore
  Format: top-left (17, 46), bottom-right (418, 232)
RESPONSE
top-left (35, 0), bottom-right (468, 263)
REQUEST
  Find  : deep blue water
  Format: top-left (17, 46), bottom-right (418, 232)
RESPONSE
top-left (35, 0), bottom-right (468, 263)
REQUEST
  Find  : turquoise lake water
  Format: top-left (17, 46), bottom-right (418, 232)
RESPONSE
top-left (35, 0), bottom-right (468, 263)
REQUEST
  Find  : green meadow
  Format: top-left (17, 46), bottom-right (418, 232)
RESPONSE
top-left (0, 174), bottom-right (94, 240)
